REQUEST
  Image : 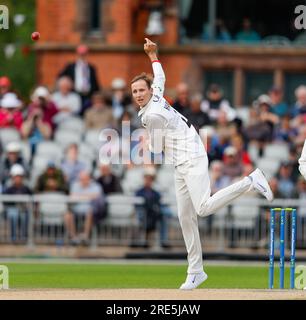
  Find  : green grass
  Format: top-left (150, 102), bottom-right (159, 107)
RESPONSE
top-left (1, 263), bottom-right (293, 289)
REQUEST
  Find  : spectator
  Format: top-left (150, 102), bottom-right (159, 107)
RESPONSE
top-left (0, 93), bottom-right (23, 131)
top-left (200, 126), bottom-right (223, 162)
top-left (274, 114), bottom-right (298, 143)
top-left (3, 164), bottom-right (32, 243)
top-left (230, 134), bottom-right (251, 165)
top-left (65, 170), bottom-right (105, 244)
top-left (184, 93), bottom-right (210, 131)
top-left (172, 82), bottom-right (191, 116)
top-left (275, 161), bottom-right (296, 198)
top-left (269, 86), bottom-right (289, 117)
top-left (96, 164), bottom-right (122, 195)
top-left (27, 86), bottom-right (58, 131)
top-left (0, 76), bottom-right (12, 99)
top-left (35, 161), bottom-right (68, 193)
top-left (0, 142), bottom-right (28, 187)
top-left (84, 92), bottom-right (115, 130)
top-left (244, 95), bottom-right (279, 148)
top-left (268, 177), bottom-right (283, 199)
top-left (222, 146), bottom-right (243, 180)
top-left (21, 106), bottom-right (52, 155)
top-left (107, 78), bottom-right (132, 121)
top-left (292, 85), bottom-right (306, 117)
top-left (201, 84), bottom-right (236, 123)
top-left (51, 76), bottom-right (81, 124)
top-left (61, 143), bottom-right (87, 186)
top-left (202, 19), bottom-right (232, 43)
top-left (58, 44), bottom-right (100, 109)
top-left (134, 166), bottom-right (170, 248)
top-left (209, 160), bottom-right (231, 194)
top-left (235, 18), bottom-right (261, 43)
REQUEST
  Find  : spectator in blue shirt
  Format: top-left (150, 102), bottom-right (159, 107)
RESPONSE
top-left (235, 18), bottom-right (261, 43)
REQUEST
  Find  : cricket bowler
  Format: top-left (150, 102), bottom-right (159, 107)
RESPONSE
top-left (299, 140), bottom-right (306, 179)
top-left (131, 38), bottom-right (274, 290)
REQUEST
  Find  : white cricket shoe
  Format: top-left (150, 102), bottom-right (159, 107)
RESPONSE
top-left (179, 271), bottom-right (208, 290)
top-left (249, 168), bottom-right (274, 202)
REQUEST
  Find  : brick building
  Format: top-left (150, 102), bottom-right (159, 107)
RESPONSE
top-left (36, 0), bottom-right (306, 106)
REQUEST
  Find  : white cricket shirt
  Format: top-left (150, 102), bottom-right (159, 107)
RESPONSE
top-left (138, 61), bottom-right (206, 166)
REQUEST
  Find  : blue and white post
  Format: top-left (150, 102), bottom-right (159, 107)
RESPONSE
top-left (279, 208), bottom-right (286, 289)
top-left (269, 208), bottom-right (275, 289)
top-left (290, 208), bottom-right (297, 289)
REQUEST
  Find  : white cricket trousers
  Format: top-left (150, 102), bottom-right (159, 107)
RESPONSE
top-left (174, 155), bottom-right (252, 274)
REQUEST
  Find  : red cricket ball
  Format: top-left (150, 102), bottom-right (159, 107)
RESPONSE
top-left (31, 31), bottom-right (40, 41)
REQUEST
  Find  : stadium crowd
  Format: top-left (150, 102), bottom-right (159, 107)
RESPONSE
top-left (0, 44), bottom-right (306, 246)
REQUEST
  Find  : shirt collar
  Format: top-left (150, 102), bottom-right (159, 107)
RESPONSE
top-left (138, 96), bottom-right (153, 117)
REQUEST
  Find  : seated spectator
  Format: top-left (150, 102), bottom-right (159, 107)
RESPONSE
top-left (268, 177), bottom-right (283, 199)
top-left (21, 104), bottom-right (52, 155)
top-left (108, 78), bottom-right (132, 121)
top-left (275, 161), bottom-right (296, 198)
top-left (244, 94), bottom-right (279, 147)
top-left (222, 146), bottom-right (243, 180)
top-left (51, 76), bottom-right (81, 125)
top-left (58, 44), bottom-right (100, 111)
top-left (134, 166), bottom-right (170, 248)
top-left (202, 19), bottom-right (232, 43)
top-left (292, 85), bottom-right (306, 117)
top-left (172, 82), bottom-right (191, 117)
top-left (61, 143), bottom-right (87, 186)
top-left (209, 160), bottom-right (231, 194)
top-left (3, 164), bottom-right (32, 243)
top-left (85, 92), bottom-right (115, 130)
top-left (235, 18), bottom-right (261, 43)
top-left (274, 114), bottom-right (298, 143)
top-left (230, 134), bottom-right (251, 165)
top-left (184, 93), bottom-right (210, 131)
top-left (96, 164), bottom-right (122, 195)
top-left (35, 161), bottom-right (68, 193)
top-left (269, 86), bottom-right (289, 117)
top-left (201, 84), bottom-right (236, 123)
top-left (200, 126), bottom-right (223, 162)
top-left (0, 93), bottom-right (23, 130)
top-left (0, 76), bottom-right (12, 99)
top-left (27, 86), bottom-right (58, 131)
top-left (65, 170), bottom-right (105, 244)
top-left (0, 142), bottom-right (28, 187)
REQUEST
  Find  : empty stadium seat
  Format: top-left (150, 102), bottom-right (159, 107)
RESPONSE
top-left (54, 129), bottom-right (82, 148)
top-left (0, 128), bottom-right (20, 145)
top-left (231, 197), bottom-right (259, 228)
top-left (121, 166), bottom-right (144, 194)
top-left (264, 143), bottom-right (289, 161)
top-left (58, 117), bottom-right (85, 134)
top-left (256, 158), bottom-right (280, 180)
top-left (36, 141), bottom-right (62, 161)
top-left (36, 193), bottom-right (68, 225)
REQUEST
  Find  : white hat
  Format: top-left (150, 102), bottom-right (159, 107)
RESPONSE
top-left (0, 93), bottom-right (22, 108)
top-left (10, 164), bottom-right (25, 176)
top-left (224, 146), bottom-right (237, 156)
top-left (31, 86), bottom-right (50, 101)
top-left (6, 142), bottom-right (21, 153)
top-left (111, 78), bottom-right (126, 90)
top-left (144, 166), bottom-right (156, 177)
top-left (254, 94), bottom-right (272, 108)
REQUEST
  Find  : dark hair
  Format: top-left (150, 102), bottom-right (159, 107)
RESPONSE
top-left (130, 73), bottom-right (153, 89)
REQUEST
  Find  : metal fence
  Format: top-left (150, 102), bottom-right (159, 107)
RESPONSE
top-left (0, 194), bottom-right (306, 251)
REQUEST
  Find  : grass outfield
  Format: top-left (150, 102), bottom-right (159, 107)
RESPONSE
top-left (2, 263), bottom-right (293, 289)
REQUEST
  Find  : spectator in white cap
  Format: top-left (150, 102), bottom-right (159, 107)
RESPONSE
top-left (108, 77), bottom-right (132, 120)
top-left (26, 86), bottom-right (58, 131)
top-left (51, 76), bottom-right (82, 123)
top-left (0, 92), bottom-right (23, 131)
top-left (3, 163), bottom-right (32, 243)
top-left (0, 142), bottom-right (28, 186)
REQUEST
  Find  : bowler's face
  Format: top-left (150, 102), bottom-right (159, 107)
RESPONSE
top-left (131, 80), bottom-right (152, 108)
